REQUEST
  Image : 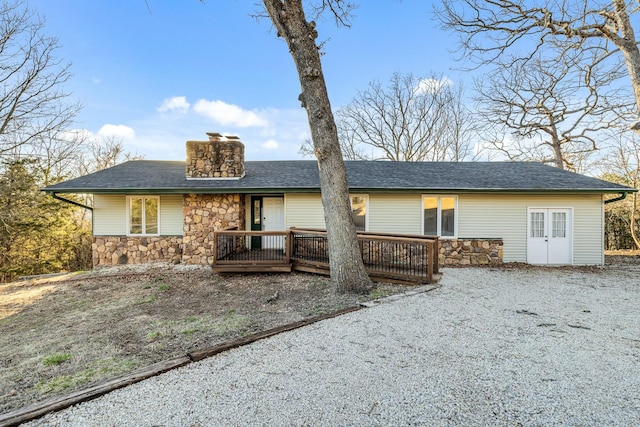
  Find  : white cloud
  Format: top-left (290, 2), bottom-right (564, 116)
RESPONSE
top-left (193, 99), bottom-right (269, 128)
top-left (415, 77), bottom-right (453, 94)
top-left (158, 96), bottom-right (190, 114)
top-left (92, 77), bottom-right (102, 84)
top-left (63, 128), bottom-right (92, 142)
top-left (95, 106), bottom-right (309, 162)
top-left (261, 139), bottom-right (279, 150)
top-left (98, 124), bottom-right (136, 139)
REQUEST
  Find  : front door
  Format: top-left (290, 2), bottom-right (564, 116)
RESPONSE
top-left (262, 197), bottom-right (284, 249)
top-left (527, 208), bottom-right (572, 265)
top-left (250, 197), bottom-right (263, 249)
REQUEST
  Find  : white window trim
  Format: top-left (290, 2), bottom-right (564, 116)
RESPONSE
top-left (421, 195), bottom-right (458, 238)
top-left (349, 194), bottom-right (369, 232)
top-left (126, 195), bottom-right (161, 236)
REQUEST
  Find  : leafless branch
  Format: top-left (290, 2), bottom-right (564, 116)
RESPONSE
top-left (474, 46), bottom-right (631, 170)
top-left (335, 72), bottom-right (477, 161)
top-left (0, 1), bottom-right (80, 157)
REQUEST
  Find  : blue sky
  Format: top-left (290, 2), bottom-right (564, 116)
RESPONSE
top-left (31, 0), bottom-right (464, 161)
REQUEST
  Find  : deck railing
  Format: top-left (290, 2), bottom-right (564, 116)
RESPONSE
top-left (212, 230), bottom-right (292, 272)
top-left (290, 228), bottom-right (438, 283)
top-left (212, 228), bottom-right (439, 284)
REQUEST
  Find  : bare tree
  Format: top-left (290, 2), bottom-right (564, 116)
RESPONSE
top-left (0, 1), bottom-right (81, 157)
top-left (261, 0), bottom-right (372, 293)
top-left (436, 0), bottom-right (640, 135)
top-left (330, 72), bottom-right (476, 161)
top-left (476, 50), bottom-right (631, 170)
top-left (20, 129), bottom-right (87, 185)
top-left (601, 132), bottom-right (640, 249)
top-left (78, 135), bottom-right (142, 174)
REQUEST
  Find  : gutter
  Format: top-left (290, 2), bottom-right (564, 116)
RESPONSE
top-left (604, 192), bottom-right (628, 205)
top-left (604, 193), bottom-right (627, 205)
top-left (50, 192), bottom-right (93, 211)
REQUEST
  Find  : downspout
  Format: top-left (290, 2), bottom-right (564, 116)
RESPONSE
top-left (604, 192), bottom-right (628, 204)
top-left (50, 192), bottom-right (93, 211)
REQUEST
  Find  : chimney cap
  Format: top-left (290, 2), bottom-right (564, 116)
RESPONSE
top-left (226, 135), bottom-right (240, 140)
top-left (206, 132), bottom-right (223, 140)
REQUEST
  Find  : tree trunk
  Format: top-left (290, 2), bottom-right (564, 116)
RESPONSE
top-left (550, 135), bottom-right (564, 169)
top-left (611, 0), bottom-right (640, 135)
top-left (262, 0), bottom-right (372, 293)
top-left (630, 191), bottom-right (640, 250)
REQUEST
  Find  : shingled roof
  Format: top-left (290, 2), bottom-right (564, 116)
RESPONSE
top-left (43, 160), bottom-right (635, 194)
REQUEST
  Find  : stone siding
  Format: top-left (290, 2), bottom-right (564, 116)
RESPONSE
top-left (439, 238), bottom-right (503, 266)
top-left (92, 236), bottom-right (182, 267)
top-left (185, 134), bottom-right (245, 179)
top-left (183, 193), bottom-right (245, 265)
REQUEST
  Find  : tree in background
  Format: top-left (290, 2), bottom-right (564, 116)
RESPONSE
top-left (330, 72), bottom-right (476, 162)
top-left (475, 50), bottom-right (631, 171)
top-left (261, 0), bottom-right (372, 293)
top-left (0, 2), bottom-right (141, 281)
top-left (436, 0), bottom-right (640, 247)
top-left (0, 160), bottom-right (90, 281)
top-left (0, 0), bottom-right (80, 157)
top-left (601, 132), bottom-right (640, 250)
top-left (0, 1), bottom-right (91, 281)
top-left (436, 1), bottom-right (640, 134)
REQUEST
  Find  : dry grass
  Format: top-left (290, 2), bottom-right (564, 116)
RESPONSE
top-left (0, 266), bottom-right (412, 414)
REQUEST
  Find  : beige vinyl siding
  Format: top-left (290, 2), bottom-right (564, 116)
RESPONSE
top-left (93, 194), bottom-right (184, 236)
top-left (273, 192), bottom-right (604, 265)
top-left (284, 194), bottom-right (325, 229)
top-left (159, 195), bottom-right (184, 235)
top-left (285, 193), bottom-right (422, 233)
top-left (368, 194), bottom-right (422, 234)
top-left (458, 194), bottom-right (603, 264)
top-left (93, 195), bottom-right (126, 235)
top-left (573, 195), bottom-right (605, 265)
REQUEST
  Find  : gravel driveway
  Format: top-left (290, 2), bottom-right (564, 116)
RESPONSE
top-left (27, 265), bottom-right (640, 426)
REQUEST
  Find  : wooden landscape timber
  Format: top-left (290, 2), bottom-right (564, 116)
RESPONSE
top-left (0, 306), bottom-right (364, 427)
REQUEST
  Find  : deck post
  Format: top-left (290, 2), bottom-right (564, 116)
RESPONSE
top-left (427, 240), bottom-right (434, 283)
top-left (285, 229), bottom-right (292, 264)
top-left (212, 232), bottom-right (218, 266)
top-left (432, 237), bottom-right (439, 274)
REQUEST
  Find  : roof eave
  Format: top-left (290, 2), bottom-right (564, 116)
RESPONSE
top-left (352, 187), bottom-right (638, 194)
top-left (43, 187), bottom-right (322, 195)
top-left (44, 187), bottom-right (638, 195)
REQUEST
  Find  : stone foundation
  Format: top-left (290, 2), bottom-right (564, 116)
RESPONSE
top-left (439, 238), bottom-right (503, 266)
top-left (92, 236), bottom-right (183, 267)
top-left (182, 193), bottom-right (245, 265)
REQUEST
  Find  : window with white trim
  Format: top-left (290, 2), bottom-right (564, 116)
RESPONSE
top-left (127, 196), bottom-right (159, 235)
top-left (422, 196), bottom-right (456, 237)
top-left (350, 194), bottom-right (368, 232)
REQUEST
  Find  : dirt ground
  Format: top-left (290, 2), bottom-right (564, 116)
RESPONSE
top-left (2, 253), bottom-right (638, 415)
top-left (0, 266), bottom-right (415, 414)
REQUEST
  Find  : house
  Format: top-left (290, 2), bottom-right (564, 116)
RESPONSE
top-left (43, 132), bottom-right (636, 267)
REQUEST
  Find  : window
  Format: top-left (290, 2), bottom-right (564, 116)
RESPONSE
top-left (422, 196), bottom-right (456, 237)
top-left (552, 212), bottom-right (566, 238)
top-left (128, 196), bottom-right (159, 235)
top-left (350, 195), bottom-right (368, 232)
top-left (530, 212), bottom-right (545, 238)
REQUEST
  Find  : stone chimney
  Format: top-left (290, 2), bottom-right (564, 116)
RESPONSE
top-left (185, 132), bottom-right (245, 179)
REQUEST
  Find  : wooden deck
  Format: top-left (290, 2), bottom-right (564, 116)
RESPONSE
top-left (212, 229), bottom-right (439, 284)
top-left (215, 248), bottom-right (292, 273)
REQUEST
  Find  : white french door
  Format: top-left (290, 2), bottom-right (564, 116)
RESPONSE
top-left (527, 208), bottom-right (572, 265)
